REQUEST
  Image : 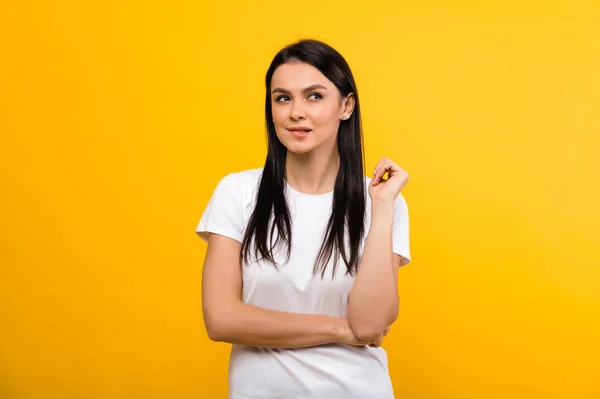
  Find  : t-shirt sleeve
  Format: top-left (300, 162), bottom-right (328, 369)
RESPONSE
top-left (392, 193), bottom-right (411, 266)
top-left (196, 173), bottom-right (245, 244)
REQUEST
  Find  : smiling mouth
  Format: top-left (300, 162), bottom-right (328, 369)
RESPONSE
top-left (288, 129), bottom-right (312, 137)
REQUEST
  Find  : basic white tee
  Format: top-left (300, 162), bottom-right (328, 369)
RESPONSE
top-left (196, 167), bottom-right (411, 399)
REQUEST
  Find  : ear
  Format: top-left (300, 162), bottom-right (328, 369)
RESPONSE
top-left (340, 92), bottom-right (355, 119)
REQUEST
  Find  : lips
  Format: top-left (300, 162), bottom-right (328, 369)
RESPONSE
top-left (287, 127), bottom-right (312, 133)
top-left (288, 128), bottom-right (312, 138)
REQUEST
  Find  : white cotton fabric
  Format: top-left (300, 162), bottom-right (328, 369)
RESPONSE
top-left (196, 167), bottom-right (411, 399)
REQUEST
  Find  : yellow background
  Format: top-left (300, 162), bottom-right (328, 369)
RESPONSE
top-left (1, 0), bottom-right (599, 398)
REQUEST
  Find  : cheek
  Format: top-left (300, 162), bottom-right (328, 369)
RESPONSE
top-left (271, 106), bottom-right (286, 123)
top-left (311, 102), bottom-right (339, 126)
top-left (271, 106), bottom-right (289, 140)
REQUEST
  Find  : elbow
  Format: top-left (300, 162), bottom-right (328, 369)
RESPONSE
top-left (347, 306), bottom-right (399, 341)
top-left (204, 314), bottom-right (229, 342)
top-left (203, 301), bottom-right (240, 343)
top-left (347, 315), bottom-right (389, 341)
top-left (350, 324), bottom-right (383, 342)
top-left (205, 324), bottom-right (225, 342)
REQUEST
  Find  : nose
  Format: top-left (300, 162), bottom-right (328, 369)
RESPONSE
top-left (290, 101), bottom-right (306, 120)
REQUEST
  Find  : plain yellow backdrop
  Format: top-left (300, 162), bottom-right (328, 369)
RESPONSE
top-left (1, 0), bottom-right (599, 398)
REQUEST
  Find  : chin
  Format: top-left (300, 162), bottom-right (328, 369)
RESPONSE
top-left (276, 134), bottom-right (312, 153)
top-left (284, 142), bottom-right (315, 155)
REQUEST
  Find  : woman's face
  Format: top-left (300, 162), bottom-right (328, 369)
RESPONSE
top-left (270, 62), bottom-right (354, 154)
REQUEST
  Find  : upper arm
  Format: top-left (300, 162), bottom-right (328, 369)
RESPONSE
top-left (202, 233), bottom-right (243, 331)
top-left (392, 253), bottom-right (404, 280)
top-left (392, 253), bottom-right (403, 269)
top-left (196, 173), bottom-right (246, 332)
top-left (392, 193), bottom-right (411, 267)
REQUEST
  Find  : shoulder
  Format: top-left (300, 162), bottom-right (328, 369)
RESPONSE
top-left (228, 167), bottom-right (263, 185)
top-left (226, 166), bottom-right (264, 193)
top-left (212, 167), bottom-right (263, 213)
top-left (208, 166), bottom-right (263, 200)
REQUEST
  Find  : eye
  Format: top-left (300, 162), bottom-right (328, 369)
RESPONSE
top-left (308, 92), bottom-right (322, 100)
top-left (275, 95), bottom-right (289, 102)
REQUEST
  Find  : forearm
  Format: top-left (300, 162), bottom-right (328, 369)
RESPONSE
top-left (347, 200), bottom-right (399, 339)
top-left (205, 302), bottom-right (345, 348)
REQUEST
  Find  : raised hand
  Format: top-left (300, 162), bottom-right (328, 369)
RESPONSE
top-left (368, 156), bottom-right (409, 204)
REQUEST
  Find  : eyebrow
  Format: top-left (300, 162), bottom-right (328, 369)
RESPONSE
top-left (271, 84), bottom-right (328, 95)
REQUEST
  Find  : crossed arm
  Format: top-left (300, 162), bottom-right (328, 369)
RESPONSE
top-left (201, 201), bottom-right (402, 349)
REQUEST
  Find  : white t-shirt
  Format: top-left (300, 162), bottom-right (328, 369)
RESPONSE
top-left (196, 167), bottom-right (411, 399)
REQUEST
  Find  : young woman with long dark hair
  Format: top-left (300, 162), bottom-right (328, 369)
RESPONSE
top-left (196, 38), bottom-right (411, 399)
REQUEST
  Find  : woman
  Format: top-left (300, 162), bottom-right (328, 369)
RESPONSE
top-left (196, 39), bottom-right (411, 399)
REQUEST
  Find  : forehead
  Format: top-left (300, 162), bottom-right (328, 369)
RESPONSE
top-left (271, 62), bottom-right (333, 90)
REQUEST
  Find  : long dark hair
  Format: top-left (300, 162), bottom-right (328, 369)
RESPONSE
top-left (240, 39), bottom-right (366, 278)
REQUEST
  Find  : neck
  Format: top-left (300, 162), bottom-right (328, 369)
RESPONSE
top-left (285, 149), bottom-right (340, 195)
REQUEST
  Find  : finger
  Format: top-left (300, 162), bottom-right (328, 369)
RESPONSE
top-left (378, 158), bottom-right (398, 176)
top-left (373, 157), bottom-right (387, 175)
top-left (373, 161), bottom-right (383, 185)
top-left (386, 162), bottom-right (403, 178)
top-left (380, 160), bottom-right (401, 177)
top-left (372, 157), bottom-right (388, 184)
top-left (380, 161), bottom-right (407, 186)
top-left (372, 166), bottom-right (381, 185)
top-left (376, 163), bottom-right (392, 184)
